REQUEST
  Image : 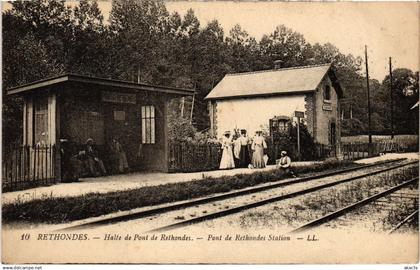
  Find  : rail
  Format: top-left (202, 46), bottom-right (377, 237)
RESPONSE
top-left (290, 177), bottom-right (419, 233)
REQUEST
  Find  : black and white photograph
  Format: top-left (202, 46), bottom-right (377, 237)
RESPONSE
top-left (1, 0), bottom-right (419, 265)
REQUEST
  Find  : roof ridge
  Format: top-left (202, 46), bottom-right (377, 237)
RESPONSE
top-left (226, 63), bottom-right (331, 77)
top-left (7, 72), bottom-right (195, 94)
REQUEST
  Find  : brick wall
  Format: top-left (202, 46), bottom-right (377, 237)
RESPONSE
top-left (313, 76), bottom-right (340, 146)
top-left (304, 93), bottom-right (315, 137)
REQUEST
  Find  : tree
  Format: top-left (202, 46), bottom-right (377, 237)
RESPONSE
top-left (2, 0), bottom-right (106, 145)
top-left (108, 0), bottom-right (170, 82)
top-left (2, 30), bottom-right (64, 146)
top-left (226, 24), bottom-right (260, 72)
top-left (4, 1), bottom-right (418, 144)
top-left (309, 42), bottom-right (367, 135)
top-left (70, 0), bottom-right (107, 76)
top-left (259, 25), bottom-right (308, 69)
top-left (382, 69), bottom-right (419, 134)
top-left (9, 0), bottom-right (74, 72)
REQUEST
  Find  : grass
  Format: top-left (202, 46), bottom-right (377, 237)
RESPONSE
top-left (3, 160), bottom-right (362, 224)
top-left (240, 165), bottom-right (419, 229)
top-left (296, 166), bottom-right (419, 227)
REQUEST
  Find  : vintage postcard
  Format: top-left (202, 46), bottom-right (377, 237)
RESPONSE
top-left (2, 0), bottom-right (419, 265)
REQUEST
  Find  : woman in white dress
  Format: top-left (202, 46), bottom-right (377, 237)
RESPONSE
top-left (251, 130), bottom-right (267, 168)
top-left (219, 131), bottom-right (235, 169)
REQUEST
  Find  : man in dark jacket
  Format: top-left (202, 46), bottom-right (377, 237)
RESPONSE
top-left (84, 138), bottom-right (106, 176)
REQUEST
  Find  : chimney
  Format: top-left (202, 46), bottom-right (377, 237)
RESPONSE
top-left (274, 60), bottom-right (283, 70)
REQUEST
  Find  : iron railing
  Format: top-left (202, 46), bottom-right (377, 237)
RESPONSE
top-left (2, 144), bottom-right (57, 192)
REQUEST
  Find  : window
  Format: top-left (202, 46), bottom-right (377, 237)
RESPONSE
top-left (324, 85), bottom-right (331, 101)
top-left (34, 95), bottom-right (48, 145)
top-left (269, 117), bottom-right (290, 138)
top-left (278, 121), bottom-right (288, 132)
top-left (141, 105), bottom-right (155, 144)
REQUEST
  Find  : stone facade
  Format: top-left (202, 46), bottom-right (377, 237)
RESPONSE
top-left (313, 75), bottom-right (340, 146)
top-left (304, 93), bottom-right (315, 137)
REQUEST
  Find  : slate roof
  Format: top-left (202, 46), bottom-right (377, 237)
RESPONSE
top-left (205, 63), bottom-right (342, 100)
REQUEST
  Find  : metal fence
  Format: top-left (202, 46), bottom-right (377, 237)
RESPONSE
top-left (341, 141), bottom-right (419, 160)
top-left (314, 144), bottom-right (337, 160)
top-left (168, 139), bottom-right (418, 173)
top-left (342, 143), bottom-right (370, 160)
top-left (2, 145), bottom-right (57, 192)
top-left (3, 140), bottom-right (416, 189)
top-left (168, 142), bottom-right (222, 173)
top-left (168, 141), bottom-right (339, 172)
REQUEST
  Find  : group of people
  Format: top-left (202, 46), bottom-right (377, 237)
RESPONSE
top-left (60, 137), bottom-right (129, 182)
top-left (219, 129), bottom-right (292, 175)
top-left (219, 129), bottom-right (268, 170)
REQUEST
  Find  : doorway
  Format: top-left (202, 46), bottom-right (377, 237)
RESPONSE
top-left (104, 103), bottom-right (140, 170)
top-left (330, 122), bottom-right (336, 145)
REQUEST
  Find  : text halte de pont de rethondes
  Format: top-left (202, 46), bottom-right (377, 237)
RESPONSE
top-left (35, 233), bottom-right (291, 241)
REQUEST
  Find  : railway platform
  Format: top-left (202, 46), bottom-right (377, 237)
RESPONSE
top-left (3, 152), bottom-right (418, 205)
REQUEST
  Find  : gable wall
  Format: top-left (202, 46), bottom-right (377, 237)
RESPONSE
top-left (313, 75), bottom-right (341, 145)
top-left (213, 94), bottom-right (306, 138)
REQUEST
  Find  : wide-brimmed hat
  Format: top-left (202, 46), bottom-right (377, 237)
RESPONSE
top-left (86, 138), bottom-right (94, 144)
top-left (281, 150), bottom-right (287, 155)
top-left (240, 129), bottom-right (247, 134)
top-left (223, 131), bottom-right (231, 135)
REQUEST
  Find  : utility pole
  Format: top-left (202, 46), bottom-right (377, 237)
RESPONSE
top-left (365, 45), bottom-right (373, 155)
top-left (389, 57), bottom-right (394, 140)
top-left (294, 111), bottom-right (304, 160)
top-left (296, 118), bottom-right (300, 161)
top-left (180, 97), bottom-right (185, 118)
top-left (190, 93), bottom-right (195, 125)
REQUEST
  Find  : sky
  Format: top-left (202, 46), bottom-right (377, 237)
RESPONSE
top-left (3, 1), bottom-right (419, 81)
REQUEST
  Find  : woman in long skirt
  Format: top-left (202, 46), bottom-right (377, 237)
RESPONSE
top-left (236, 129), bottom-right (251, 168)
top-left (110, 138), bottom-right (129, 173)
top-left (219, 131), bottom-right (235, 169)
top-left (251, 131), bottom-right (267, 168)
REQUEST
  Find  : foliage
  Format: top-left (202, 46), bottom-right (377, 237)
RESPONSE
top-left (2, 0), bottom-right (419, 146)
top-left (168, 114), bottom-right (199, 142)
top-left (380, 69), bottom-right (419, 135)
top-left (269, 122), bottom-right (317, 161)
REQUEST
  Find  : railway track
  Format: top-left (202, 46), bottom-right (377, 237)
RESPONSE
top-left (388, 210), bottom-right (419, 234)
top-left (290, 177), bottom-right (418, 233)
top-left (145, 160), bottom-right (417, 233)
top-left (60, 158), bottom-right (416, 231)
